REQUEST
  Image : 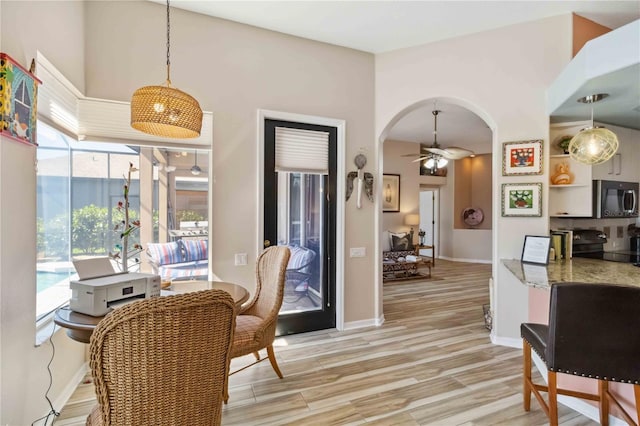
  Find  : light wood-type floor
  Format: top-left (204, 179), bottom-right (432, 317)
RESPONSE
top-left (56, 259), bottom-right (597, 425)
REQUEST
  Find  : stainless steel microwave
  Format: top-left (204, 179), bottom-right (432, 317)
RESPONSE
top-left (593, 180), bottom-right (639, 218)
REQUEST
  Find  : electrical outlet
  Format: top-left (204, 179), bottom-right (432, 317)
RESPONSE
top-left (350, 247), bottom-right (366, 257)
top-left (603, 226), bottom-right (610, 238)
top-left (234, 253), bottom-right (247, 266)
top-left (617, 226), bottom-right (624, 238)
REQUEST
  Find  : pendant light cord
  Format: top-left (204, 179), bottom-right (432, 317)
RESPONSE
top-left (166, 0), bottom-right (172, 85)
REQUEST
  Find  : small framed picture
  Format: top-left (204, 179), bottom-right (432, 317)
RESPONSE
top-left (502, 140), bottom-right (543, 176)
top-left (521, 235), bottom-right (551, 265)
top-left (382, 174), bottom-right (400, 212)
top-left (502, 182), bottom-right (542, 217)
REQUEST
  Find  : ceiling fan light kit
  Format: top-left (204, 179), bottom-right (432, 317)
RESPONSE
top-left (130, 0), bottom-right (203, 139)
top-left (413, 108), bottom-right (472, 173)
top-left (568, 93), bottom-right (619, 165)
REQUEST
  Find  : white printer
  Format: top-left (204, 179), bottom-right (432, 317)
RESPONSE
top-left (70, 264), bottom-right (161, 317)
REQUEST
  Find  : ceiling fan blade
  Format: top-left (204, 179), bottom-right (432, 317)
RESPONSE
top-left (423, 147), bottom-right (448, 157)
top-left (442, 146), bottom-right (474, 159)
top-left (424, 146), bottom-right (473, 160)
top-left (411, 156), bottom-right (429, 163)
top-left (400, 153), bottom-right (422, 158)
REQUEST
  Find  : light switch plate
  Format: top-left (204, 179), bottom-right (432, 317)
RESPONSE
top-left (234, 253), bottom-right (248, 266)
top-left (350, 247), bottom-right (366, 257)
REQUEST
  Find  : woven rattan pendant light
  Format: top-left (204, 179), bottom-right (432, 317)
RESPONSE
top-left (567, 94), bottom-right (618, 165)
top-left (131, 0), bottom-right (202, 139)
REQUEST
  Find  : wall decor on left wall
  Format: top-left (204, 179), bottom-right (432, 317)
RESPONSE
top-left (0, 53), bottom-right (41, 146)
top-left (382, 174), bottom-right (400, 212)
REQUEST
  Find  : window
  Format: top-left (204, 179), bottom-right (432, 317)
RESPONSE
top-left (36, 123), bottom-right (210, 319)
top-left (36, 122), bottom-right (143, 319)
top-left (34, 55), bottom-right (212, 321)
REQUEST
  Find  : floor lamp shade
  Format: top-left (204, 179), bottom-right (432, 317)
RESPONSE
top-left (131, 85), bottom-right (203, 139)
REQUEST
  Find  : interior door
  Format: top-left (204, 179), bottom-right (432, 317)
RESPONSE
top-left (264, 119), bottom-right (336, 335)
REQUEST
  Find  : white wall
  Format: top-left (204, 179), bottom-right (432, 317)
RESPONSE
top-left (376, 15), bottom-right (573, 341)
top-left (1, 2), bottom-right (87, 424)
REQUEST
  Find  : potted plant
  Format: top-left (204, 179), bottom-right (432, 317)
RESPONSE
top-left (110, 162), bottom-right (143, 272)
top-left (557, 135), bottom-right (573, 154)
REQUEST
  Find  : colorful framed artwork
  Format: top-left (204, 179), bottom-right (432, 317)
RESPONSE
top-left (502, 140), bottom-right (543, 176)
top-left (382, 174), bottom-right (400, 212)
top-left (0, 53), bottom-right (41, 146)
top-left (501, 182), bottom-right (542, 217)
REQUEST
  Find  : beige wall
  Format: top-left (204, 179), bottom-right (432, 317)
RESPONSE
top-left (376, 15), bottom-right (573, 340)
top-left (454, 154), bottom-right (492, 230)
top-left (382, 139), bottom-right (421, 241)
top-left (1, 1), bottom-right (376, 423)
top-left (1, 2), bottom-right (87, 424)
top-left (83, 2), bottom-right (376, 324)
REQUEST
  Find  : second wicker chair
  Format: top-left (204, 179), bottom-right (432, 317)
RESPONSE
top-left (225, 245), bottom-right (291, 403)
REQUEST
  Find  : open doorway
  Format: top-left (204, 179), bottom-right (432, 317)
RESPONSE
top-left (418, 187), bottom-right (439, 261)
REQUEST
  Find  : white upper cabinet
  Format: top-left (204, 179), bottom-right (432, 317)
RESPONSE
top-left (591, 123), bottom-right (640, 183)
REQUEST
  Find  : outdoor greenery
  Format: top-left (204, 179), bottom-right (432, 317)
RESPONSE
top-left (37, 204), bottom-right (141, 259)
top-left (176, 209), bottom-right (206, 224)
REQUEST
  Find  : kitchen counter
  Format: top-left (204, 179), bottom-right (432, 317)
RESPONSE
top-left (502, 257), bottom-right (640, 289)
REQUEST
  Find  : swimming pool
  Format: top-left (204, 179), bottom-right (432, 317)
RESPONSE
top-left (37, 271), bottom-right (71, 292)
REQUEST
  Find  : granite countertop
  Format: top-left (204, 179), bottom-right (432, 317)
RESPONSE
top-left (502, 257), bottom-right (640, 289)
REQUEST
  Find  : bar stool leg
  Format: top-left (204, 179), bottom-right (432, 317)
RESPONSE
top-left (634, 384), bottom-right (640, 425)
top-left (599, 380), bottom-right (610, 426)
top-left (548, 371), bottom-right (559, 426)
top-left (523, 341), bottom-right (532, 411)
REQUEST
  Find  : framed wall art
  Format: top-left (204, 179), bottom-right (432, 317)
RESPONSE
top-left (382, 174), bottom-right (400, 212)
top-left (502, 139), bottom-right (543, 176)
top-left (501, 182), bottom-right (542, 217)
top-left (0, 53), bottom-right (41, 146)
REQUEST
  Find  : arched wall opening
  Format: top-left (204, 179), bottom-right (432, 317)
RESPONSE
top-left (376, 95), bottom-right (499, 327)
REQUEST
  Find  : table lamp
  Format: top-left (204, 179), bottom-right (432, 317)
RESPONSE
top-left (404, 214), bottom-right (420, 244)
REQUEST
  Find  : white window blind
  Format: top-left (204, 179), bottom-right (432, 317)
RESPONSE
top-left (275, 127), bottom-right (328, 174)
top-left (37, 53), bottom-right (81, 137)
top-left (36, 52), bottom-right (213, 148)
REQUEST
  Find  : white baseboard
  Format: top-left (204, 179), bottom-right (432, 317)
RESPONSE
top-left (53, 362), bottom-right (89, 413)
top-left (343, 315), bottom-right (384, 330)
top-left (491, 334), bottom-right (523, 348)
top-left (437, 255), bottom-right (492, 264)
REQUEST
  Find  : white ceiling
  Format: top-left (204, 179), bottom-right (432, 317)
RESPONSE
top-left (158, 1), bottom-right (639, 54)
top-left (157, 0), bottom-right (639, 149)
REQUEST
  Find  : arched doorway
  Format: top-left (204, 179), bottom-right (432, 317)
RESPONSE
top-left (377, 96), bottom-right (497, 326)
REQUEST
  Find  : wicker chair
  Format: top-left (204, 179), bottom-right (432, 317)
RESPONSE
top-left (521, 282), bottom-right (640, 426)
top-left (225, 245), bottom-right (291, 403)
top-left (86, 289), bottom-right (236, 426)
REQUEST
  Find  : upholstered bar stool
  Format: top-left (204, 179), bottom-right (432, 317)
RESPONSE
top-left (521, 282), bottom-right (640, 426)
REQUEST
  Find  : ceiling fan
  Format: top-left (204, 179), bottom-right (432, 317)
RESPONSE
top-left (404, 109), bottom-right (474, 169)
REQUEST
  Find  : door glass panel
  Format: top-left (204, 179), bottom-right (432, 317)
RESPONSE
top-left (279, 172), bottom-right (324, 314)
